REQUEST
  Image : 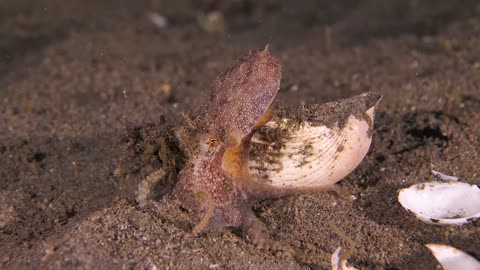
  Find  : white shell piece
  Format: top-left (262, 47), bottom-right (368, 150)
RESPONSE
top-left (426, 244), bottom-right (480, 270)
top-left (398, 181), bottom-right (480, 225)
top-left (249, 102), bottom-right (376, 189)
top-left (432, 170), bottom-right (460, 181)
top-left (331, 247), bottom-right (358, 270)
top-left (149, 13), bottom-right (168, 28)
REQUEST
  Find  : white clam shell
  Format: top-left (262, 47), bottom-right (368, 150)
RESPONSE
top-left (426, 244), bottom-right (480, 270)
top-left (249, 92), bottom-right (380, 189)
top-left (331, 247), bottom-right (358, 270)
top-left (398, 181), bottom-right (480, 225)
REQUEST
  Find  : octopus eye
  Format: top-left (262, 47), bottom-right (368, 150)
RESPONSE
top-left (198, 137), bottom-right (221, 154)
top-left (205, 137), bottom-right (221, 148)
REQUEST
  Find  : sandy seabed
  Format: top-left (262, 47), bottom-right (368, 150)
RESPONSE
top-left (1, 1), bottom-right (479, 269)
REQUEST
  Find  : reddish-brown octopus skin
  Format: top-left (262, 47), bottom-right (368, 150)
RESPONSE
top-left (171, 47), bottom-right (284, 230)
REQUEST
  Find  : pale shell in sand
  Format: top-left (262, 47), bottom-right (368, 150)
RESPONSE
top-left (398, 181), bottom-right (480, 225)
top-left (426, 244), bottom-right (480, 270)
top-left (249, 92), bottom-right (381, 189)
top-left (331, 247), bottom-right (358, 270)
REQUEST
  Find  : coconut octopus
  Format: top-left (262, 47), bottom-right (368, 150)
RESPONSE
top-left (167, 46), bottom-right (380, 256)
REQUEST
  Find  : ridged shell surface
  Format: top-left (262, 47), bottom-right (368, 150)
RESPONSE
top-left (249, 92), bottom-right (380, 189)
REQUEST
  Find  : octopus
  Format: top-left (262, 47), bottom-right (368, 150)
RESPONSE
top-left (140, 46), bottom-right (381, 259)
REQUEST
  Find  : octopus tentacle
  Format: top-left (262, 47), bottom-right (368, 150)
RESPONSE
top-left (191, 191), bottom-right (215, 236)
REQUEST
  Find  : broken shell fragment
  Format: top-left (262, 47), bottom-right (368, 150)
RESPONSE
top-left (331, 247), bottom-right (358, 270)
top-left (432, 169), bottom-right (460, 181)
top-left (426, 244), bottom-right (480, 270)
top-left (398, 181), bottom-right (480, 225)
top-left (249, 92), bottom-right (381, 189)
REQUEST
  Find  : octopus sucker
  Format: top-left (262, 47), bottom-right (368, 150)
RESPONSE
top-left (169, 46), bottom-right (380, 260)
